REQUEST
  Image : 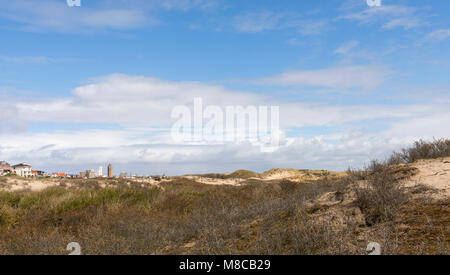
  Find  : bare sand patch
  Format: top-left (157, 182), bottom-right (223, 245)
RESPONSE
top-left (0, 178), bottom-right (59, 192)
top-left (183, 176), bottom-right (243, 186)
top-left (406, 157), bottom-right (450, 199)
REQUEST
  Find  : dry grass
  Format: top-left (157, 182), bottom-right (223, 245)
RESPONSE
top-left (395, 198), bottom-right (449, 254)
top-left (0, 177), bottom-right (353, 255)
top-left (0, 176), bottom-right (446, 255)
top-left (0, 140), bottom-right (448, 255)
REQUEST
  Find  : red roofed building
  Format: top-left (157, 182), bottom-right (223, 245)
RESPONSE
top-left (0, 161), bottom-right (12, 175)
top-left (51, 172), bottom-right (67, 178)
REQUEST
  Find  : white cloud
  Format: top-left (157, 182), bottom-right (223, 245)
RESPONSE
top-left (153, 0), bottom-right (220, 11)
top-left (0, 55), bottom-right (51, 64)
top-left (0, 0), bottom-right (158, 33)
top-left (232, 11), bottom-right (328, 35)
top-left (297, 20), bottom-right (329, 36)
top-left (232, 11), bottom-right (285, 33)
top-left (14, 73), bottom-right (426, 131)
top-left (0, 0), bottom-right (225, 33)
top-left (2, 73), bottom-right (449, 174)
top-left (16, 74), bottom-right (265, 125)
top-left (279, 103), bottom-right (431, 128)
top-left (0, 55), bottom-right (83, 64)
top-left (334, 40), bottom-right (360, 55)
top-left (1, 116), bottom-right (449, 175)
top-left (256, 65), bottom-right (388, 90)
top-left (425, 29), bottom-right (450, 42)
top-left (338, 4), bottom-right (426, 30)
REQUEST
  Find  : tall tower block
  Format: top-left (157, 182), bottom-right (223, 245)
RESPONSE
top-left (107, 164), bottom-right (113, 178)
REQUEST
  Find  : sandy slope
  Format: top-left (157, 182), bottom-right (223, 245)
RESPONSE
top-left (184, 176), bottom-right (244, 186)
top-left (406, 157), bottom-right (450, 199)
top-left (181, 169), bottom-right (345, 186)
top-left (260, 168), bottom-right (303, 180)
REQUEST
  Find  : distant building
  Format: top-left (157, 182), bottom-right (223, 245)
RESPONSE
top-left (98, 166), bottom-right (103, 177)
top-left (32, 170), bottom-right (46, 177)
top-left (119, 172), bottom-right (128, 179)
top-left (0, 161), bottom-right (12, 175)
top-left (107, 164), bottom-right (113, 178)
top-left (0, 161), bottom-right (10, 169)
top-left (13, 163), bottom-right (32, 177)
top-left (51, 172), bottom-right (67, 178)
top-left (78, 169), bottom-right (97, 179)
top-left (86, 170), bottom-right (96, 179)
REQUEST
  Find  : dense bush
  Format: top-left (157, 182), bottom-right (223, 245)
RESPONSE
top-left (352, 139), bottom-right (450, 225)
top-left (389, 139), bottom-right (450, 164)
top-left (354, 161), bottom-right (408, 225)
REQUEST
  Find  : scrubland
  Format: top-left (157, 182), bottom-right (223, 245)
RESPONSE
top-left (0, 140), bottom-right (448, 255)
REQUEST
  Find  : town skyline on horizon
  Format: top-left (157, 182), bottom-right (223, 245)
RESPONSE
top-left (0, 161), bottom-right (152, 178)
top-left (1, 0), bottom-right (450, 175)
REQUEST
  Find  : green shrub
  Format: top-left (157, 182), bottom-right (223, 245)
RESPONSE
top-left (0, 193), bottom-right (22, 208)
top-left (0, 210), bottom-right (18, 227)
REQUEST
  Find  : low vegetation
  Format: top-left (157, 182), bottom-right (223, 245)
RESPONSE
top-left (0, 178), bottom-right (353, 254)
top-left (351, 161), bottom-right (410, 226)
top-left (228, 169), bottom-right (261, 179)
top-left (0, 140), bottom-right (448, 255)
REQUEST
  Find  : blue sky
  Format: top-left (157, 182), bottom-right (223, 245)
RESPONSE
top-left (0, 0), bottom-right (450, 175)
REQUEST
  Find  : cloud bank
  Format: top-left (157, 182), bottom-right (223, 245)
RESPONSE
top-left (1, 74), bottom-right (449, 175)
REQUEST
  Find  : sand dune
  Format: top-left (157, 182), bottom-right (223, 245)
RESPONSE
top-left (1, 159), bottom-right (449, 197)
top-left (406, 157), bottom-right (450, 199)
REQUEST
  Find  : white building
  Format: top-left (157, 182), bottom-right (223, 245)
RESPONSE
top-left (13, 163), bottom-right (32, 178)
